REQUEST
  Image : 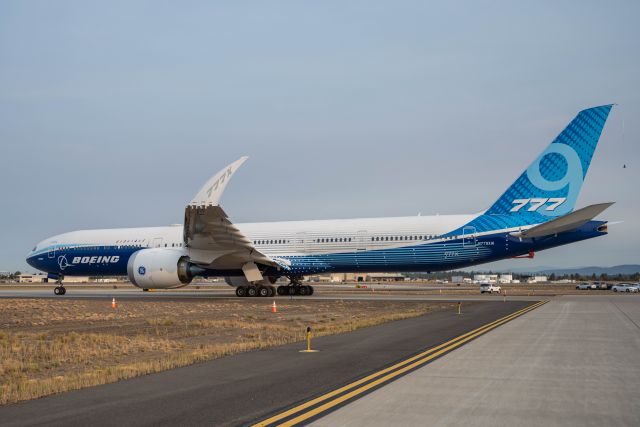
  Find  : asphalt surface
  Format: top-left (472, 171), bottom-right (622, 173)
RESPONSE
top-left (0, 301), bottom-right (532, 427)
top-left (312, 295), bottom-right (640, 427)
top-left (0, 287), bottom-right (542, 302)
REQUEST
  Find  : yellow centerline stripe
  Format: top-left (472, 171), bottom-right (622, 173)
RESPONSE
top-left (278, 300), bottom-right (547, 426)
top-left (253, 300), bottom-right (546, 427)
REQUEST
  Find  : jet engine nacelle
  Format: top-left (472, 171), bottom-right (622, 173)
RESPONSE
top-left (127, 248), bottom-right (193, 289)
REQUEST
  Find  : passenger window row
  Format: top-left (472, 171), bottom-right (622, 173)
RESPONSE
top-left (371, 235), bottom-right (436, 242)
top-left (113, 239), bottom-right (184, 248)
top-left (314, 237), bottom-right (353, 243)
top-left (250, 234), bottom-right (463, 248)
top-left (253, 239), bottom-right (291, 245)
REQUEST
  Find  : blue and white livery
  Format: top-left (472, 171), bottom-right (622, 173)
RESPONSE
top-left (27, 106), bottom-right (614, 296)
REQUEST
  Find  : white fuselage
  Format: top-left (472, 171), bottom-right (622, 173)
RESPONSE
top-left (30, 213), bottom-right (477, 260)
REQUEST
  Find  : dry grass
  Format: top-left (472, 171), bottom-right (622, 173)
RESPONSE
top-left (0, 298), bottom-right (453, 405)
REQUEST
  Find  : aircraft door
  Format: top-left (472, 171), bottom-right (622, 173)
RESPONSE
top-left (295, 232), bottom-right (307, 253)
top-left (47, 242), bottom-right (57, 259)
top-left (356, 230), bottom-right (368, 251)
top-left (152, 237), bottom-right (164, 248)
top-left (462, 226), bottom-right (477, 247)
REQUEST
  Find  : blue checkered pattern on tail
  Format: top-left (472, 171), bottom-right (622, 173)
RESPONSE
top-left (485, 105), bottom-right (612, 222)
top-left (445, 105), bottom-right (613, 236)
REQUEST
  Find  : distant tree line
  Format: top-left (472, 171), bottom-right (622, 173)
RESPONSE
top-left (0, 271), bottom-right (22, 280)
top-left (405, 271), bottom-right (640, 282)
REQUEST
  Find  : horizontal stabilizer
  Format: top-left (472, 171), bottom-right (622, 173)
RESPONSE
top-left (515, 202), bottom-right (614, 238)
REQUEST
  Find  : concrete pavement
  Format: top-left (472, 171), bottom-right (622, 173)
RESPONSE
top-left (312, 295), bottom-right (640, 427)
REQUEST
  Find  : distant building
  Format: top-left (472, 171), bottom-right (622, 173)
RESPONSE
top-left (366, 273), bottom-right (406, 282)
top-left (18, 273), bottom-right (48, 283)
top-left (18, 274), bottom-right (92, 284)
top-left (330, 273), bottom-right (358, 282)
top-left (527, 275), bottom-right (548, 283)
top-left (327, 272), bottom-right (405, 283)
top-left (473, 274), bottom-right (498, 284)
top-left (451, 275), bottom-right (465, 283)
top-left (498, 274), bottom-right (513, 284)
top-left (63, 276), bottom-right (90, 283)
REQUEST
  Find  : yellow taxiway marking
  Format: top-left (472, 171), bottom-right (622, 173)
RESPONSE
top-left (254, 300), bottom-right (547, 427)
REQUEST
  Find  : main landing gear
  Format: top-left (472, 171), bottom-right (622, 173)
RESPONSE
top-left (276, 276), bottom-right (314, 296)
top-left (234, 279), bottom-right (315, 298)
top-left (276, 284), bottom-right (314, 296)
top-left (235, 284), bottom-right (277, 298)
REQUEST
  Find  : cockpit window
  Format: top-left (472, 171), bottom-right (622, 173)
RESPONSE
top-left (32, 246), bottom-right (37, 252)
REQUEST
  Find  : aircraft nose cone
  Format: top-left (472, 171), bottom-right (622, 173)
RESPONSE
top-left (26, 254), bottom-right (37, 269)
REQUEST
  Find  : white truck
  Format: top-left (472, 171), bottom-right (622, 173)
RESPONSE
top-left (480, 283), bottom-right (502, 294)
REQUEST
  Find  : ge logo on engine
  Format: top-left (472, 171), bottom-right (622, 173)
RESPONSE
top-left (138, 266), bottom-right (146, 276)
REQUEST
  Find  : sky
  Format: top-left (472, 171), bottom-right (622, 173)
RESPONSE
top-left (1, 1), bottom-right (638, 273)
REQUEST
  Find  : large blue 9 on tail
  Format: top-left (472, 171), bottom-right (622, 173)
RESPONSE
top-left (484, 105), bottom-right (613, 227)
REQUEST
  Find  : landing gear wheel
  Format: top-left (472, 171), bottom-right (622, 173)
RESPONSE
top-left (268, 286), bottom-right (276, 297)
top-left (247, 286), bottom-right (258, 297)
top-left (288, 286), bottom-right (297, 296)
top-left (298, 285), bottom-right (309, 296)
top-left (54, 286), bottom-right (66, 295)
top-left (277, 285), bottom-right (287, 296)
top-left (258, 286), bottom-right (270, 297)
top-left (236, 286), bottom-right (247, 297)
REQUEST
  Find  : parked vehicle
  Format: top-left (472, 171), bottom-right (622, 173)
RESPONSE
top-left (612, 284), bottom-right (626, 292)
top-left (480, 283), bottom-right (501, 294)
top-left (612, 284), bottom-right (639, 293)
top-left (576, 283), bottom-right (594, 290)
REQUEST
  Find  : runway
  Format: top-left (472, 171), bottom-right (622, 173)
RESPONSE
top-left (0, 300), bottom-right (533, 427)
top-left (311, 295), bottom-right (640, 427)
top-left (0, 286), bottom-right (542, 302)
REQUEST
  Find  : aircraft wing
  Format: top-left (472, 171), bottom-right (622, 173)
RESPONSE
top-left (184, 157), bottom-right (279, 278)
top-left (515, 202), bottom-right (614, 239)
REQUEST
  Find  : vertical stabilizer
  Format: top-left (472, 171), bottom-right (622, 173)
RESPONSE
top-left (484, 105), bottom-right (612, 226)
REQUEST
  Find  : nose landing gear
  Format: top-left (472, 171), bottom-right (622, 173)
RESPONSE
top-left (53, 277), bottom-right (66, 295)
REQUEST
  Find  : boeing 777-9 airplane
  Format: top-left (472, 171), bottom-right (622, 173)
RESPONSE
top-left (27, 105), bottom-right (614, 296)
